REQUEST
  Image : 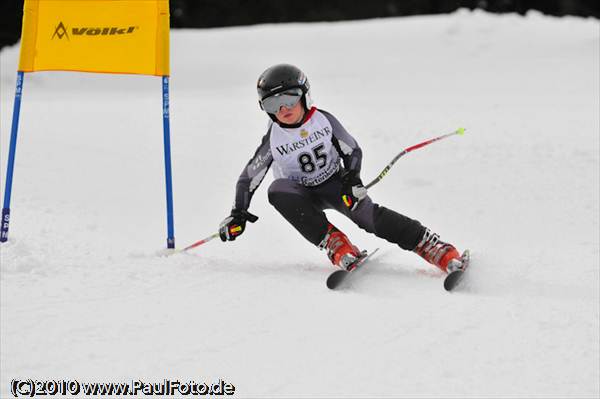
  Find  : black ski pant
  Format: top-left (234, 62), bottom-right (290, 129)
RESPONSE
top-left (267, 174), bottom-right (426, 250)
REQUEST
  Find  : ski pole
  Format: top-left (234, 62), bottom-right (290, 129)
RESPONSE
top-left (159, 232), bottom-right (220, 256)
top-left (365, 127), bottom-right (465, 189)
top-left (177, 210), bottom-right (259, 253)
top-left (180, 232), bottom-right (220, 252)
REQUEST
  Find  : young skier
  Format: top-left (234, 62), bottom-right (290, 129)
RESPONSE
top-left (219, 64), bottom-right (467, 273)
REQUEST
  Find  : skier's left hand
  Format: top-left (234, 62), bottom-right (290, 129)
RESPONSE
top-left (341, 170), bottom-right (368, 211)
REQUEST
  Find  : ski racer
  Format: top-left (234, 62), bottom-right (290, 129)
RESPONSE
top-left (219, 64), bottom-right (467, 273)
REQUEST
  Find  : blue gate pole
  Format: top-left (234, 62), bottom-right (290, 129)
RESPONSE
top-left (161, 76), bottom-right (175, 248)
top-left (1, 71), bottom-right (25, 243)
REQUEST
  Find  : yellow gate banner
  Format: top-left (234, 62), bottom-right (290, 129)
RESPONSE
top-left (18, 0), bottom-right (170, 76)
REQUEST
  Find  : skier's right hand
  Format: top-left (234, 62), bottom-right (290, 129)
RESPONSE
top-left (219, 209), bottom-right (259, 241)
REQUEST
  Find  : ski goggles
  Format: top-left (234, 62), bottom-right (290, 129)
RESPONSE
top-left (260, 88), bottom-right (303, 114)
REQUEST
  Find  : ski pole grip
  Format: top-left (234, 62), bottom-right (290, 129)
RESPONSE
top-left (241, 210), bottom-right (259, 223)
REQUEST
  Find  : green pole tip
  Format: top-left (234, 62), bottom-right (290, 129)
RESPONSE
top-left (457, 127), bottom-right (466, 135)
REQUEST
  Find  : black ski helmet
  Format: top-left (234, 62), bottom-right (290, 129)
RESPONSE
top-left (257, 64), bottom-right (312, 117)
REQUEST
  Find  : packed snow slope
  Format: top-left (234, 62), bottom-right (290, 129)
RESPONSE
top-left (1, 9), bottom-right (599, 398)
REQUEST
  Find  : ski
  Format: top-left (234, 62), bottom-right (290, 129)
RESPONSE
top-left (326, 248), bottom-right (380, 290)
top-left (443, 249), bottom-right (471, 291)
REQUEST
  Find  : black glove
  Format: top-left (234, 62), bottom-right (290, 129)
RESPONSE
top-left (219, 209), bottom-right (259, 241)
top-left (341, 170), bottom-right (368, 211)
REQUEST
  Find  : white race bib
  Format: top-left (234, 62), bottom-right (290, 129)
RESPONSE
top-left (269, 111), bottom-right (340, 186)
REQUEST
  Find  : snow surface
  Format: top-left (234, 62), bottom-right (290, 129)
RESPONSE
top-left (1, 9), bottom-right (599, 398)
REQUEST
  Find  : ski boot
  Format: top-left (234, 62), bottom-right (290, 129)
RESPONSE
top-left (415, 228), bottom-right (464, 273)
top-left (447, 251), bottom-right (469, 273)
top-left (321, 224), bottom-right (361, 270)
